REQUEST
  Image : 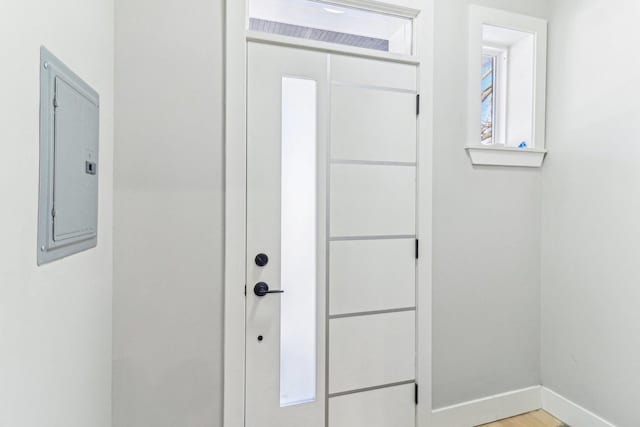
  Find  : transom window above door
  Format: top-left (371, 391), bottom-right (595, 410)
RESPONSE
top-left (248, 0), bottom-right (414, 55)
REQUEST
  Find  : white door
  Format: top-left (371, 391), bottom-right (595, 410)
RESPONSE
top-left (246, 41), bottom-right (419, 427)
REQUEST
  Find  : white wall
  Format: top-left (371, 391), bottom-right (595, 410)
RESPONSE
top-left (112, 0), bottom-right (224, 425)
top-left (542, 1), bottom-right (640, 425)
top-left (433, 0), bottom-right (549, 409)
top-left (0, 0), bottom-right (114, 426)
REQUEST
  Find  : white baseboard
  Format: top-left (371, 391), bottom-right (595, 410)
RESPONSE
top-left (431, 386), bottom-right (542, 427)
top-left (541, 387), bottom-right (616, 427)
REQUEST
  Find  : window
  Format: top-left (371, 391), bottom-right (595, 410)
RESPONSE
top-left (466, 6), bottom-right (548, 167)
top-left (480, 25), bottom-right (535, 148)
top-left (481, 44), bottom-right (508, 146)
top-left (481, 54), bottom-right (495, 144)
top-left (248, 0), bottom-right (414, 55)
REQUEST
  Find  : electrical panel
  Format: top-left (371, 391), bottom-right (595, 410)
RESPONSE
top-left (38, 47), bottom-right (100, 265)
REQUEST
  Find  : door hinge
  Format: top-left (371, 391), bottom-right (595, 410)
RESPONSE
top-left (415, 239), bottom-right (419, 259)
top-left (53, 96), bottom-right (58, 109)
top-left (244, 285), bottom-right (247, 296)
top-left (415, 383), bottom-right (419, 405)
top-left (51, 207), bottom-right (56, 218)
top-left (416, 94), bottom-right (420, 116)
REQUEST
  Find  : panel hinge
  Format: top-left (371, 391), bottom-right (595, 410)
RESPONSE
top-left (415, 239), bottom-right (419, 259)
top-left (415, 383), bottom-right (419, 405)
top-left (244, 285), bottom-right (247, 296)
top-left (51, 207), bottom-right (56, 218)
top-left (53, 96), bottom-right (58, 109)
top-left (416, 94), bottom-right (420, 116)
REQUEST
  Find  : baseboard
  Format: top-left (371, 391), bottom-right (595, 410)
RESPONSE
top-left (431, 386), bottom-right (542, 427)
top-left (541, 387), bottom-right (616, 427)
top-left (430, 385), bottom-right (618, 427)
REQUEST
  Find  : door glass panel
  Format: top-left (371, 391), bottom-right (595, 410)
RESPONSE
top-left (249, 0), bottom-right (413, 55)
top-left (280, 77), bottom-right (317, 407)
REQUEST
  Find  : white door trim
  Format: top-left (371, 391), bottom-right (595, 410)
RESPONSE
top-left (223, 1), bottom-right (434, 426)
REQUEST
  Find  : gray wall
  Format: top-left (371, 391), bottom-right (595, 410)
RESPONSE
top-left (112, 0), bottom-right (224, 425)
top-left (112, 0), bottom-right (556, 421)
top-left (0, 0), bottom-right (114, 426)
top-left (541, 1), bottom-right (640, 425)
top-left (432, 0), bottom-right (549, 409)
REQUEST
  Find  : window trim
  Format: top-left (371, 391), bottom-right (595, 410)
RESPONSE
top-left (466, 6), bottom-right (548, 168)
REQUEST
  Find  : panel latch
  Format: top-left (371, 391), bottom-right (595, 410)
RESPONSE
top-left (85, 161), bottom-right (97, 175)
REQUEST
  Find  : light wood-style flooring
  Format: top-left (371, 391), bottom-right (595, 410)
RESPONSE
top-left (478, 410), bottom-right (567, 427)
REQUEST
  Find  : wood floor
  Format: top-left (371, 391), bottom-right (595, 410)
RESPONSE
top-left (478, 410), bottom-right (567, 427)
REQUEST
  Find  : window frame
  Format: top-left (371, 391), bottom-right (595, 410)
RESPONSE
top-left (246, 0), bottom-right (419, 58)
top-left (465, 5), bottom-right (548, 168)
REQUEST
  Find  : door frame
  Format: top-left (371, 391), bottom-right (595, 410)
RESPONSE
top-left (223, 1), bottom-right (434, 426)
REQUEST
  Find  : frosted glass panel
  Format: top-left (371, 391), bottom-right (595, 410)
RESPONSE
top-left (280, 77), bottom-right (317, 407)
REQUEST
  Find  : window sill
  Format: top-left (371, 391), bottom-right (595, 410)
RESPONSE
top-left (465, 145), bottom-right (547, 168)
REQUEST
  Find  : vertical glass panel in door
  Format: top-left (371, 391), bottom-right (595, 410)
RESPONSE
top-left (280, 77), bottom-right (317, 407)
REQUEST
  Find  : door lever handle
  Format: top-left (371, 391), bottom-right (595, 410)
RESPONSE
top-left (254, 282), bottom-right (285, 297)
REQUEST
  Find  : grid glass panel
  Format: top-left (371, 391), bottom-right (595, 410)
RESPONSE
top-left (249, 0), bottom-right (413, 55)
